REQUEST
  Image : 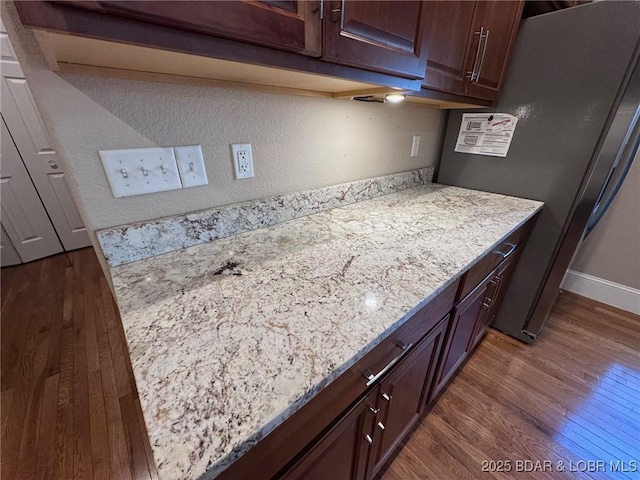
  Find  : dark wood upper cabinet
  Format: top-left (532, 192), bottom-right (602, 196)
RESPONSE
top-left (464, 0), bottom-right (524, 101)
top-left (322, 1), bottom-right (430, 79)
top-left (422, 0), bottom-right (523, 102)
top-left (422, 1), bottom-right (478, 95)
top-left (91, 0), bottom-right (322, 56)
top-left (17, 1), bottom-right (525, 104)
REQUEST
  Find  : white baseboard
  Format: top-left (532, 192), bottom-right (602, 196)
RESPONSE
top-left (561, 269), bottom-right (640, 315)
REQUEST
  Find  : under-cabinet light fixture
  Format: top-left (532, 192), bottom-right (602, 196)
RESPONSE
top-left (385, 94), bottom-right (406, 104)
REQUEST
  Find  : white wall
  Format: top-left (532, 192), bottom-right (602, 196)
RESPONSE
top-left (564, 153), bottom-right (640, 314)
top-left (2, 1), bottom-right (446, 236)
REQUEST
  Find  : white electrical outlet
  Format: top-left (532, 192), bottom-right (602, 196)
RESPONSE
top-left (174, 145), bottom-right (208, 188)
top-left (99, 147), bottom-right (182, 198)
top-left (231, 143), bottom-right (254, 179)
top-left (411, 135), bottom-right (421, 157)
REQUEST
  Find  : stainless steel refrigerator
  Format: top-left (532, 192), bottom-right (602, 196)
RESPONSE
top-left (437, 1), bottom-right (640, 343)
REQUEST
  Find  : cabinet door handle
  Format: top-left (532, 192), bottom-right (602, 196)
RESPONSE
top-left (364, 434), bottom-right (373, 445)
top-left (491, 276), bottom-right (504, 303)
top-left (311, 1), bottom-right (324, 19)
top-left (377, 421), bottom-right (386, 430)
top-left (369, 405), bottom-right (380, 414)
top-left (331, 0), bottom-right (344, 28)
top-left (467, 27), bottom-right (485, 81)
top-left (331, 7), bottom-right (341, 22)
top-left (475, 29), bottom-right (490, 83)
top-left (363, 341), bottom-right (413, 387)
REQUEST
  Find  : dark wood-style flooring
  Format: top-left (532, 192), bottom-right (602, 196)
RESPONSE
top-left (1, 248), bottom-right (157, 480)
top-left (2, 248), bottom-right (639, 479)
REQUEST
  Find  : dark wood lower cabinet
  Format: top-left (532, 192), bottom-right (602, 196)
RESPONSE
top-left (470, 247), bottom-right (521, 350)
top-left (281, 388), bottom-right (378, 480)
top-left (430, 242), bottom-right (526, 404)
top-left (429, 274), bottom-right (494, 402)
top-left (282, 315), bottom-right (450, 480)
top-left (370, 315), bottom-right (449, 476)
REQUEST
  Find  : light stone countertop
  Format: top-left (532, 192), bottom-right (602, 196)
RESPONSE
top-left (110, 184), bottom-right (543, 479)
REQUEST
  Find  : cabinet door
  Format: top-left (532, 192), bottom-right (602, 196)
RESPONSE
top-left (430, 276), bottom-right (494, 402)
top-left (281, 388), bottom-right (378, 480)
top-left (422, 1), bottom-right (478, 94)
top-left (95, 1), bottom-right (322, 56)
top-left (464, 0), bottom-right (524, 101)
top-left (322, 0), bottom-right (430, 79)
top-left (370, 316), bottom-right (449, 475)
top-left (471, 247), bottom-right (521, 348)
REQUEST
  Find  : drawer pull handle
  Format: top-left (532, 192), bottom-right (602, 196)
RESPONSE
top-left (382, 392), bottom-right (392, 401)
top-left (369, 406), bottom-right (380, 414)
top-left (495, 242), bottom-right (517, 259)
top-left (377, 421), bottom-right (386, 430)
top-left (364, 434), bottom-right (373, 445)
top-left (363, 341), bottom-right (413, 387)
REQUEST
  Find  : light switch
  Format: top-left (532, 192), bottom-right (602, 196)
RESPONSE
top-left (174, 145), bottom-right (208, 188)
top-left (99, 147), bottom-right (182, 198)
top-left (411, 136), bottom-right (421, 157)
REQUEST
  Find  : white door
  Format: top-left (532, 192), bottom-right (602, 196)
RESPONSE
top-left (0, 118), bottom-right (63, 262)
top-left (1, 224), bottom-right (21, 266)
top-left (0, 19), bottom-right (24, 78)
top-left (0, 24), bottom-right (90, 251)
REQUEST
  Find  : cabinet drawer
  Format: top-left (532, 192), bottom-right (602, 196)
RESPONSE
top-left (457, 221), bottom-right (532, 301)
top-left (353, 280), bottom-right (458, 393)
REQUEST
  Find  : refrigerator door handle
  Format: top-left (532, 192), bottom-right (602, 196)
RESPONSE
top-left (585, 104), bottom-right (640, 236)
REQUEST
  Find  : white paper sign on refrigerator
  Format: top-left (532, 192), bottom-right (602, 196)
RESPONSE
top-left (454, 113), bottom-right (518, 157)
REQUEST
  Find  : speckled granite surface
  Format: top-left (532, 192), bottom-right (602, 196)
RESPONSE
top-left (98, 167), bottom-right (433, 267)
top-left (110, 184), bottom-right (542, 479)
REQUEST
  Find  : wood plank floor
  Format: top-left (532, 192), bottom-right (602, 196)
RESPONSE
top-left (382, 290), bottom-right (640, 480)
top-left (2, 248), bottom-right (639, 479)
top-left (1, 248), bottom-right (157, 480)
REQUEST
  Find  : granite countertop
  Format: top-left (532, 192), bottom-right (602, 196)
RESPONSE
top-left (110, 184), bottom-right (543, 479)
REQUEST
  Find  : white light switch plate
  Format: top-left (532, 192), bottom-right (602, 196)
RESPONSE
top-left (174, 145), bottom-right (208, 188)
top-left (99, 147), bottom-right (182, 198)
